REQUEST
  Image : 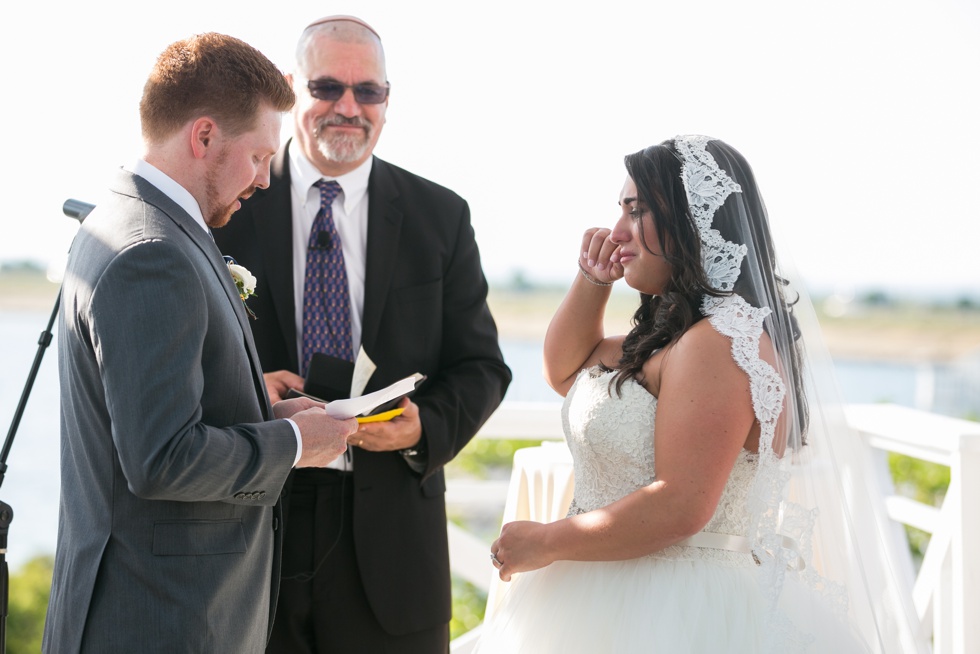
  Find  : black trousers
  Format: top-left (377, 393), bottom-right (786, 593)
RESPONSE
top-left (267, 469), bottom-right (449, 654)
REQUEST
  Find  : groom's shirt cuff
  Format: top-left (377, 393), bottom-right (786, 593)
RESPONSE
top-left (284, 419), bottom-right (302, 466)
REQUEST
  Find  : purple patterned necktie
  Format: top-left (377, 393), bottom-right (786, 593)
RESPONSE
top-left (301, 180), bottom-right (351, 375)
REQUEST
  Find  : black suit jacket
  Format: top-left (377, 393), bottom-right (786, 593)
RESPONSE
top-left (213, 142), bottom-right (511, 635)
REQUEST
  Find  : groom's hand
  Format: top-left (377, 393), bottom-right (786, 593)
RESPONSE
top-left (272, 396), bottom-right (321, 419)
top-left (291, 407), bottom-right (358, 468)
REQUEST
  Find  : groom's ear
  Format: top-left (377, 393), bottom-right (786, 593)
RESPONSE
top-left (189, 117), bottom-right (218, 158)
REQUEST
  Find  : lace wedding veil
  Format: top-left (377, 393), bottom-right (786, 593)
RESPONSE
top-left (662, 136), bottom-right (926, 652)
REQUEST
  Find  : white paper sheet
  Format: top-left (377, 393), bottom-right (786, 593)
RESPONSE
top-left (350, 346), bottom-right (377, 398)
top-left (322, 373), bottom-right (422, 419)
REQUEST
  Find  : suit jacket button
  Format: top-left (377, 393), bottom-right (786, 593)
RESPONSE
top-left (234, 492), bottom-right (246, 500)
top-left (258, 491), bottom-right (266, 499)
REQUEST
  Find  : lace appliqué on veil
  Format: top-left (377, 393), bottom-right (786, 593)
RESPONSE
top-left (703, 294), bottom-right (812, 649)
top-left (674, 135), bottom-right (851, 649)
top-left (701, 280), bottom-right (850, 648)
top-left (676, 135), bottom-right (747, 292)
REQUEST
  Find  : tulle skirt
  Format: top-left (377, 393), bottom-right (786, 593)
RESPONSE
top-left (475, 555), bottom-right (869, 653)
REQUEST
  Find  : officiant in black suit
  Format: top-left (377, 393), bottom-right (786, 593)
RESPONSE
top-left (213, 15), bottom-right (511, 654)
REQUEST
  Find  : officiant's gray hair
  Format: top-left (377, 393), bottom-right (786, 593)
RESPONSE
top-left (295, 15), bottom-right (386, 77)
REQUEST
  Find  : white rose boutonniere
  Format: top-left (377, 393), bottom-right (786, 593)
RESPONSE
top-left (223, 256), bottom-right (257, 319)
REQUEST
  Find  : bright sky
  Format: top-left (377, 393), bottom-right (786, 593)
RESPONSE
top-left (2, 0), bottom-right (977, 298)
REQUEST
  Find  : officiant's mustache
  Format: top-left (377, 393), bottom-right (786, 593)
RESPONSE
top-left (314, 115), bottom-right (370, 136)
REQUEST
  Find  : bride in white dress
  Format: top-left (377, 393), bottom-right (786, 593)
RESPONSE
top-left (477, 136), bottom-right (925, 653)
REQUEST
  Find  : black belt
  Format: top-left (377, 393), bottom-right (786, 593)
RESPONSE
top-left (292, 468), bottom-right (352, 486)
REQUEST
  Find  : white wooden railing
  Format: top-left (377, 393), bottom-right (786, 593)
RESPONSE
top-left (446, 401), bottom-right (980, 653)
top-left (847, 404), bottom-right (980, 654)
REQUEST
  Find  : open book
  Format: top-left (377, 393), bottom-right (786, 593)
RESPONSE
top-left (290, 373), bottom-right (426, 422)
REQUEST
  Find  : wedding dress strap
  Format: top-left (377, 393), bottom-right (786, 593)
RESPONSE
top-left (677, 532), bottom-right (806, 570)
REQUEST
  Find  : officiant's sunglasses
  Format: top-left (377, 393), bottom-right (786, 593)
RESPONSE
top-left (307, 79), bottom-right (390, 104)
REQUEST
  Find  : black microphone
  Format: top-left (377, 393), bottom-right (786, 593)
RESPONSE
top-left (316, 231), bottom-right (331, 248)
top-left (63, 199), bottom-right (96, 223)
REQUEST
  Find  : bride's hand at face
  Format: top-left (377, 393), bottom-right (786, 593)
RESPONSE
top-left (490, 520), bottom-right (554, 582)
top-left (580, 227), bottom-right (624, 285)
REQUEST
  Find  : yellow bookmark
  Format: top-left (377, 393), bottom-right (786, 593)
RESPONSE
top-left (356, 407), bottom-right (405, 424)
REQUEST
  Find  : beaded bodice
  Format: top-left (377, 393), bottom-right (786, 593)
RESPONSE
top-left (563, 367), bottom-right (756, 564)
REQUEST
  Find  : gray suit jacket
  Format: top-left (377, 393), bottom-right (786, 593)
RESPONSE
top-left (43, 170), bottom-right (298, 653)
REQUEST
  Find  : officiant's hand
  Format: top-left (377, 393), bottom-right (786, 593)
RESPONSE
top-left (491, 520), bottom-right (553, 582)
top-left (350, 398), bottom-right (422, 452)
top-left (264, 370), bottom-right (305, 403)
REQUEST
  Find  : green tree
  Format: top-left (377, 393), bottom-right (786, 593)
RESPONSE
top-left (888, 454), bottom-right (950, 565)
top-left (450, 577), bottom-right (487, 641)
top-left (6, 555), bottom-right (53, 654)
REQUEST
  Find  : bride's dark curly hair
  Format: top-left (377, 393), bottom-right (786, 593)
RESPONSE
top-left (606, 140), bottom-right (809, 440)
top-left (604, 143), bottom-right (719, 394)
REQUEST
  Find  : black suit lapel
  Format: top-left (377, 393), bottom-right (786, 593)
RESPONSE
top-left (361, 158), bottom-right (403, 360)
top-left (253, 145), bottom-right (301, 371)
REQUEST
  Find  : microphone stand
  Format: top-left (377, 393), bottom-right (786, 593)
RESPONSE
top-left (0, 199), bottom-right (93, 653)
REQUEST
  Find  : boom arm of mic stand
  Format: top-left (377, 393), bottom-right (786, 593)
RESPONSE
top-left (1, 199), bottom-right (93, 472)
top-left (0, 301), bottom-right (59, 654)
top-left (0, 499), bottom-right (10, 654)
top-left (0, 198), bottom-right (88, 487)
top-left (63, 199), bottom-right (95, 223)
top-left (0, 198), bottom-right (90, 652)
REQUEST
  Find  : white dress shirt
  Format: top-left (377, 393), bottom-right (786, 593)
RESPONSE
top-left (130, 159), bottom-right (210, 235)
top-left (289, 146), bottom-right (372, 470)
top-left (289, 144), bottom-right (372, 358)
top-left (128, 159), bottom-right (304, 466)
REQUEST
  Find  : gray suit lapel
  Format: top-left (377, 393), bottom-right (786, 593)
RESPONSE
top-left (112, 170), bottom-right (275, 417)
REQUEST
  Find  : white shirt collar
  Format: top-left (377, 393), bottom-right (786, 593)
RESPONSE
top-left (129, 159), bottom-right (210, 236)
top-left (288, 142), bottom-right (373, 213)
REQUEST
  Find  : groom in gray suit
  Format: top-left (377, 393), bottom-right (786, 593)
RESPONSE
top-left (42, 33), bottom-right (358, 654)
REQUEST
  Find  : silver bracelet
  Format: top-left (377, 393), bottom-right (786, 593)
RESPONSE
top-left (577, 261), bottom-right (613, 287)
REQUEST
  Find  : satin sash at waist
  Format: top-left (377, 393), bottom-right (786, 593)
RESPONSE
top-left (677, 531), bottom-right (752, 553)
top-left (676, 531), bottom-right (805, 570)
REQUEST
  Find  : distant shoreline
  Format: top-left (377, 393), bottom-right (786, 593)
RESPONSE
top-left (4, 274), bottom-right (979, 363)
top-left (486, 288), bottom-right (980, 363)
top-left (0, 273), bottom-right (60, 311)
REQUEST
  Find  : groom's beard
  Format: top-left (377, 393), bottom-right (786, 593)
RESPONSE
top-left (204, 154), bottom-right (256, 229)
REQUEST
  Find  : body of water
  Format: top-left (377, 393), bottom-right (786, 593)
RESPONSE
top-left (1, 309), bottom-right (975, 571)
